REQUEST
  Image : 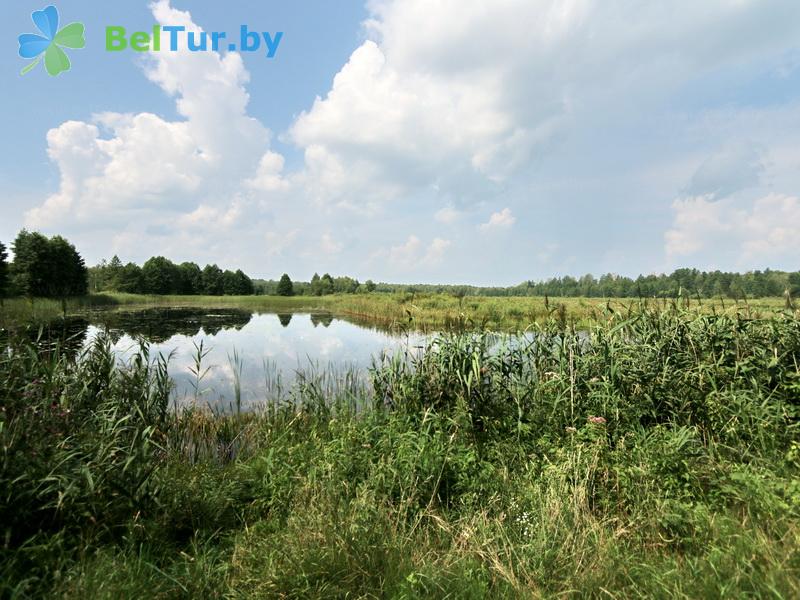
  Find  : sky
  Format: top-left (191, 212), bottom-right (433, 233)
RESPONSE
top-left (2, 0), bottom-right (800, 286)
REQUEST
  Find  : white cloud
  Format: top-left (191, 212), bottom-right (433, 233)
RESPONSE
top-left (264, 229), bottom-right (300, 258)
top-left (387, 235), bottom-right (451, 269)
top-left (16, 0), bottom-right (800, 283)
top-left (479, 208), bottom-right (516, 232)
top-left (178, 201), bottom-right (243, 230)
top-left (434, 205), bottom-right (463, 224)
top-left (425, 238), bottom-right (452, 264)
top-left (288, 0), bottom-right (800, 210)
top-left (388, 235), bottom-right (422, 267)
top-left (246, 152), bottom-right (290, 192)
top-left (26, 0), bottom-right (281, 233)
top-left (665, 193), bottom-right (800, 267)
top-left (320, 233), bottom-right (344, 255)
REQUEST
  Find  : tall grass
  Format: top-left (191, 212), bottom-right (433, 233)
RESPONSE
top-left (2, 290), bottom-right (793, 331)
top-left (1, 308), bottom-right (799, 597)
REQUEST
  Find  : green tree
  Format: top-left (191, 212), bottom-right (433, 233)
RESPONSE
top-left (11, 230), bottom-right (51, 297)
top-left (11, 230), bottom-right (87, 298)
top-left (117, 263), bottom-right (144, 293)
top-left (320, 273), bottom-right (335, 295)
top-left (364, 279), bottom-right (376, 293)
top-left (141, 257), bottom-right (179, 295)
top-left (222, 270), bottom-right (238, 295)
top-left (48, 236), bottom-right (88, 297)
top-left (177, 262), bottom-right (202, 295)
top-left (236, 269), bottom-right (255, 295)
top-left (88, 260), bottom-right (108, 292)
top-left (333, 276), bottom-right (359, 294)
top-left (789, 273), bottom-right (800, 296)
top-left (310, 273), bottom-right (322, 296)
top-left (220, 269), bottom-right (255, 295)
top-left (107, 255), bottom-right (123, 290)
top-left (202, 264), bottom-right (225, 295)
top-left (276, 273), bottom-right (294, 296)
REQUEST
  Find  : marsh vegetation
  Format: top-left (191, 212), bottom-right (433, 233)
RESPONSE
top-left (1, 307), bottom-right (799, 597)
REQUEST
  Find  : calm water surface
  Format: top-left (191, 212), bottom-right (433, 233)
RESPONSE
top-left (74, 308), bottom-right (426, 409)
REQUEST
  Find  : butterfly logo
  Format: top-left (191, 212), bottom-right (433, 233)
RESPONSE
top-left (18, 5), bottom-right (85, 76)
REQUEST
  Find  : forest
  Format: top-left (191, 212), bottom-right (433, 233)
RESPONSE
top-left (1, 229), bottom-right (798, 301)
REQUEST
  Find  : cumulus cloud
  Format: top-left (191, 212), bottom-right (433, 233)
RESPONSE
top-left (664, 135), bottom-right (799, 270)
top-left (288, 0), bottom-right (800, 210)
top-left (178, 201), bottom-right (243, 230)
top-left (245, 152), bottom-right (290, 192)
top-left (479, 208), bottom-right (515, 232)
top-left (425, 237), bottom-right (452, 264)
top-left (264, 229), bottom-right (300, 258)
top-left (386, 235), bottom-right (451, 269)
top-left (26, 0), bottom-right (282, 232)
top-left (665, 194), bottom-right (800, 267)
top-left (319, 233), bottom-right (344, 255)
top-left (17, 0), bottom-right (800, 283)
top-left (434, 205), bottom-right (463, 225)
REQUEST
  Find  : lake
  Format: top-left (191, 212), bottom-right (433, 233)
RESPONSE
top-left (63, 307), bottom-right (428, 410)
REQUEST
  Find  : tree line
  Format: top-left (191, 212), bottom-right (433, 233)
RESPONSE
top-left (0, 230), bottom-right (87, 299)
top-left (368, 268), bottom-right (800, 300)
top-left (0, 229), bottom-right (797, 301)
top-left (90, 256), bottom-right (255, 296)
top-left (255, 273), bottom-right (376, 296)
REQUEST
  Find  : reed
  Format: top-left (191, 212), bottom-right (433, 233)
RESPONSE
top-left (1, 308), bottom-right (798, 597)
top-left (2, 291), bottom-right (792, 331)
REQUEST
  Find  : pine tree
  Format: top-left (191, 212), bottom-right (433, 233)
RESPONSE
top-left (277, 273), bottom-right (294, 296)
top-left (236, 270), bottom-right (254, 295)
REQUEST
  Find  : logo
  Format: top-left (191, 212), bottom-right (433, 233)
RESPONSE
top-left (18, 5), bottom-right (85, 77)
top-left (105, 26), bottom-right (283, 58)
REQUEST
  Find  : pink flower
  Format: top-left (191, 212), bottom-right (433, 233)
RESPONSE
top-left (588, 416), bottom-right (606, 425)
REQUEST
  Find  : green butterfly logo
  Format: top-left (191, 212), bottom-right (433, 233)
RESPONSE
top-left (18, 5), bottom-right (85, 76)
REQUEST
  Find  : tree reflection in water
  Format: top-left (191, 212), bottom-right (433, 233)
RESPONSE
top-left (91, 308), bottom-right (253, 343)
top-left (310, 313), bottom-right (334, 328)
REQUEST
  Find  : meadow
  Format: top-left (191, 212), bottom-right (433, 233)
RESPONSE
top-left (1, 304), bottom-right (799, 598)
top-left (0, 290), bottom-right (791, 331)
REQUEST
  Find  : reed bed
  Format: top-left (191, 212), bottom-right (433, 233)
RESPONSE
top-left (1, 308), bottom-right (798, 597)
top-left (1, 291), bottom-right (792, 331)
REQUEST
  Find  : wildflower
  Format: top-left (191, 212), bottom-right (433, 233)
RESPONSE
top-left (588, 415), bottom-right (606, 425)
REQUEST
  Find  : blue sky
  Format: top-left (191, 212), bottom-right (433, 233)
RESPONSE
top-left (3, 1), bottom-right (800, 285)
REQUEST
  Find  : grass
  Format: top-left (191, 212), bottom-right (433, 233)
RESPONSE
top-left (0, 294), bottom-right (324, 328)
top-left (1, 308), bottom-right (799, 597)
top-left (0, 291), bottom-right (793, 331)
top-left (324, 292), bottom-right (792, 331)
